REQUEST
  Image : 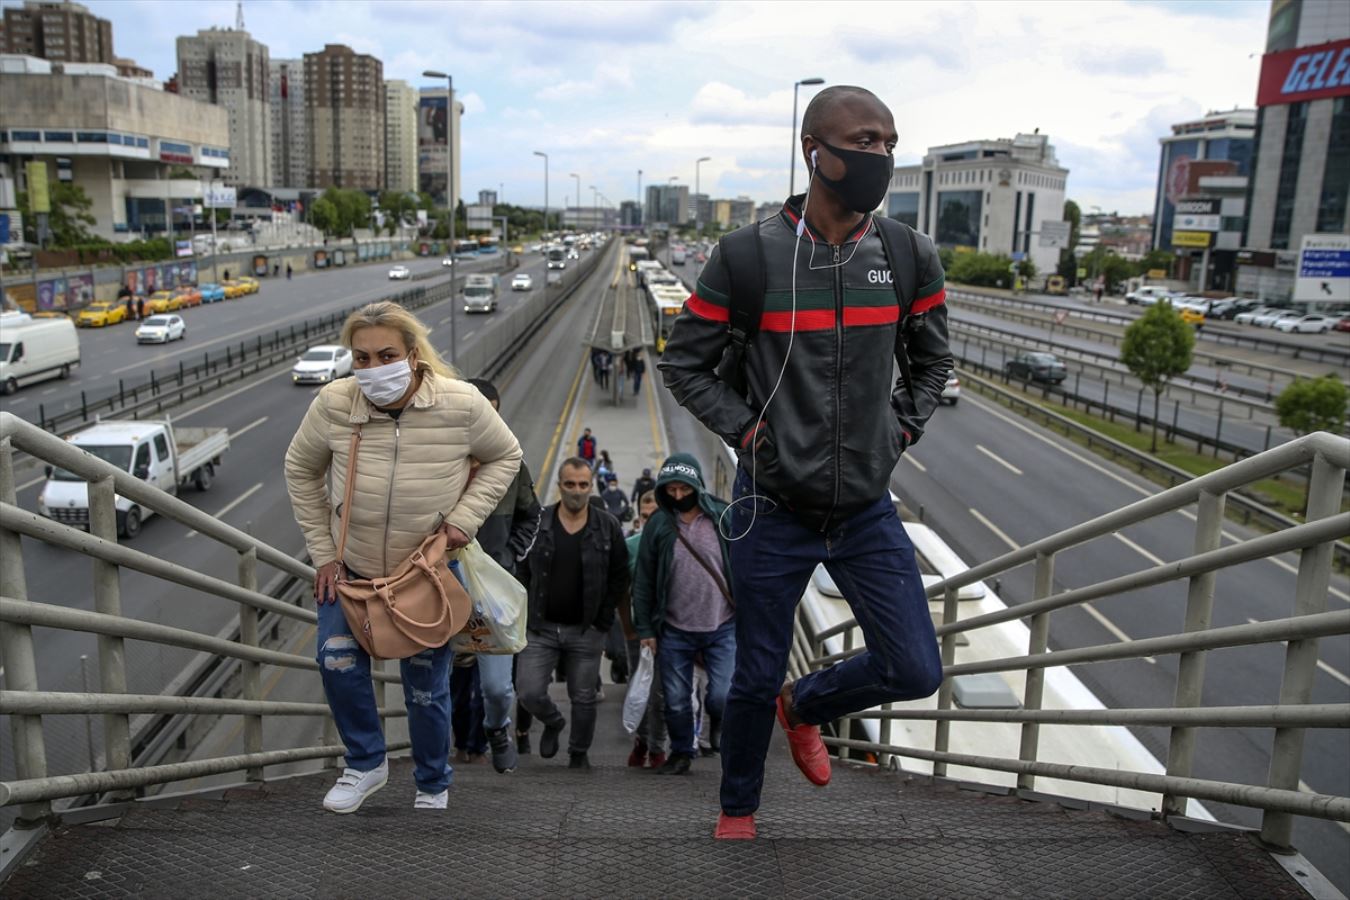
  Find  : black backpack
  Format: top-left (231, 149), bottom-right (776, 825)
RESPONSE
top-left (713, 216), bottom-right (924, 403)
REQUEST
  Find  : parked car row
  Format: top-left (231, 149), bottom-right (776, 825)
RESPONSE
top-left (73, 277), bottom-right (259, 328)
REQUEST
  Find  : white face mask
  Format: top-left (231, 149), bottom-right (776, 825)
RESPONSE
top-left (354, 358), bottom-right (413, 407)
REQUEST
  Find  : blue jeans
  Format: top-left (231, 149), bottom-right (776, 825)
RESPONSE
top-left (472, 652), bottom-right (515, 733)
top-left (660, 621), bottom-right (736, 757)
top-left (720, 469), bottom-right (943, 816)
top-left (450, 661), bottom-right (486, 754)
top-left (316, 561), bottom-right (464, 794)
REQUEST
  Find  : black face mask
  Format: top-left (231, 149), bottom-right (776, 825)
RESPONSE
top-left (812, 139), bottom-right (894, 214)
top-left (670, 492), bottom-right (699, 513)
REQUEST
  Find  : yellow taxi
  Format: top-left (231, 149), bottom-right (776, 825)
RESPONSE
top-left (221, 280), bottom-right (247, 299)
top-left (76, 300), bottom-right (128, 327)
top-left (145, 290), bottom-right (183, 314)
top-left (1179, 307), bottom-right (1205, 327)
top-left (510, 244), bottom-right (525, 254)
top-left (236, 276), bottom-right (260, 295)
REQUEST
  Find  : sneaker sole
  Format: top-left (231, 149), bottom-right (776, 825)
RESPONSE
top-left (323, 772), bottom-right (388, 814)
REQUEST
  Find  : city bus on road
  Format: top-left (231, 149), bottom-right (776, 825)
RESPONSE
top-left (453, 239), bottom-right (480, 258)
top-left (648, 283), bottom-right (688, 353)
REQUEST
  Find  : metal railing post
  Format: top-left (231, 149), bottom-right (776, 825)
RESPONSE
top-left (1163, 489), bottom-right (1225, 818)
top-left (933, 585), bottom-right (959, 777)
top-left (1017, 551), bottom-right (1055, 791)
top-left (1261, 453), bottom-right (1345, 848)
top-left (837, 628), bottom-right (856, 761)
top-left (88, 476), bottom-right (132, 797)
top-left (0, 437), bottom-right (52, 824)
top-left (237, 544), bottom-right (263, 781)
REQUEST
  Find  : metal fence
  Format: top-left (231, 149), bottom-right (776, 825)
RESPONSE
top-left (787, 429), bottom-right (1350, 848)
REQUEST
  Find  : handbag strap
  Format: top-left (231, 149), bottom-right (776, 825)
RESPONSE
top-left (334, 426), bottom-right (363, 566)
top-left (673, 521), bottom-right (733, 607)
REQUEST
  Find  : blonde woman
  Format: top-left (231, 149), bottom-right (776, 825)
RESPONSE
top-left (285, 301), bottom-right (522, 813)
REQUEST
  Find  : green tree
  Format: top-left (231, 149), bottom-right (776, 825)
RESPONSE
top-left (18, 183), bottom-right (97, 247)
top-left (947, 251), bottom-right (1017, 288)
top-left (309, 197), bottom-right (339, 234)
top-left (1080, 246), bottom-right (1134, 292)
top-left (1275, 374), bottom-right (1348, 436)
top-left (1134, 249), bottom-right (1175, 278)
top-left (1120, 303), bottom-right (1196, 452)
top-left (1058, 200), bottom-right (1081, 282)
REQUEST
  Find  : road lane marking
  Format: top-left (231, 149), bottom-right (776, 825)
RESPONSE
top-left (186, 482), bottom-right (264, 538)
top-left (230, 416), bottom-right (269, 441)
top-left (962, 394), bottom-right (1349, 603)
top-left (976, 444), bottom-right (1023, 475)
top-left (438, 315), bottom-right (453, 326)
top-left (1081, 603), bottom-right (1157, 664)
top-left (904, 455), bottom-right (927, 472)
top-left (1112, 532), bottom-right (1167, 567)
top-left (969, 508), bottom-right (1019, 552)
top-left (538, 350), bottom-right (591, 506)
top-left (1246, 618), bottom-right (1350, 687)
top-left (463, 330), bottom-right (477, 340)
top-left (39, 387), bottom-right (58, 396)
top-left (176, 368), bottom-right (292, 420)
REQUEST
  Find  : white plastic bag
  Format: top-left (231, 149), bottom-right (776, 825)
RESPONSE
top-left (450, 541), bottom-right (528, 655)
top-left (622, 646), bottom-right (655, 734)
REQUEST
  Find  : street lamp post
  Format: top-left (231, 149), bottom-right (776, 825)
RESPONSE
top-left (423, 69), bottom-right (458, 366)
top-left (790, 77), bottom-right (825, 196)
top-left (636, 169), bottom-right (643, 228)
top-left (694, 156), bottom-right (710, 232)
top-left (533, 150), bottom-right (549, 238)
top-left (590, 185), bottom-right (598, 231)
top-left (569, 173), bottom-right (581, 231)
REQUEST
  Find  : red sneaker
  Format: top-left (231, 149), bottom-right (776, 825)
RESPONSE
top-left (627, 740), bottom-right (648, 768)
top-left (714, 812), bottom-right (757, 840)
top-left (648, 751), bottom-right (668, 769)
top-left (776, 694), bottom-right (831, 786)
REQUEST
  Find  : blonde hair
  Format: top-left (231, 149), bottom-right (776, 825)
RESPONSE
top-left (340, 301), bottom-right (456, 378)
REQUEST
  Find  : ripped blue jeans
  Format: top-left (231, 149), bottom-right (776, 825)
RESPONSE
top-left (316, 562), bottom-right (460, 794)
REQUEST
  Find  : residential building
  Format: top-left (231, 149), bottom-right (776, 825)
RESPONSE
top-left (268, 59), bottom-right (307, 188)
top-left (712, 198), bottom-right (731, 228)
top-left (383, 79), bottom-right (417, 193)
top-left (1151, 109), bottom-right (1256, 253)
top-left (0, 54), bottom-right (229, 241)
top-left (1240, 0), bottom-right (1350, 306)
top-left (644, 183), bottom-right (688, 227)
top-left (477, 189), bottom-right (496, 206)
top-left (305, 44), bottom-right (384, 190)
top-left (416, 86), bottom-right (461, 207)
top-left (176, 27), bottom-right (271, 187)
top-left (688, 192), bottom-right (710, 227)
top-left (728, 196), bottom-right (755, 228)
top-left (887, 131), bottom-right (1069, 276)
top-left (2, 1), bottom-right (112, 63)
top-left (755, 201), bottom-right (779, 222)
top-left (619, 199), bottom-right (640, 229)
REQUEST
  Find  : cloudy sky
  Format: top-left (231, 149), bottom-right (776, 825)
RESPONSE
top-left (80, 0), bottom-right (1270, 215)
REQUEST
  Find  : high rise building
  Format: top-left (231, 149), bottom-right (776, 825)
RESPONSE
top-left (887, 131), bottom-right (1069, 276)
top-left (2, 1), bottom-right (113, 63)
top-left (644, 184), bottom-right (688, 226)
top-left (1240, 0), bottom-right (1349, 305)
top-left (1152, 110), bottom-right (1256, 251)
top-left (477, 189), bottom-right (497, 206)
top-left (729, 196), bottom-right (755, 228)
top-left (619, 199), bottom-right (640, 228)
top-left (268, 59), bottom-right (307, 188)
top-left (305, 44), bottom-right (384, 190)
top-left (383, 79), bottom-right (417, 193)
top-left (176, 27), bottom-right (271, 187)
top-left (416, 86), bottom-right (461, 207)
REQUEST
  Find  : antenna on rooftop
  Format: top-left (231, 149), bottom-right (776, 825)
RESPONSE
top-left (236, 1), bottom-right (245, 30)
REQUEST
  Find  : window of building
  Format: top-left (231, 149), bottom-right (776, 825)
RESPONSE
top-left (888, 191), bottom-right (919, 229)
top-left (936, 190), bottom-right (982, 248)
top-left (1270, 102), bottom-right (1307, 250)
top-left (137, 137), bottom-right (149, 148)
top-left (11, 130), bottom-right (41, 141)
top-left (1316, 96), bottom-right (1350, 234)
top-left (77, 131), bottom-right (107, 143)
top-left (44, 130), bottom-right (73, 142)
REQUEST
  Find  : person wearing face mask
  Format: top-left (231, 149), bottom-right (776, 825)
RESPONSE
top-left (619, 489), bottom-right (668, 769)
top-left (284, 301), bottom-right (523, 813)
top-left (513, 458), bottom-right (630, 771)
top-left (631, 454), bottom-right (735, 777)
top-left (659, 86), bottom-right (949, 839)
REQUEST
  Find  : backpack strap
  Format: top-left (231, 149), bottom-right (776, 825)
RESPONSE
top-left (873, 217), bottom-right (922, 404)
top-left (714, 221), bottom-right (765, 396)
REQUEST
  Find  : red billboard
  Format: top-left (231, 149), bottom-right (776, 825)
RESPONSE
top-left (1256, 38), bottom-right (1350, 107)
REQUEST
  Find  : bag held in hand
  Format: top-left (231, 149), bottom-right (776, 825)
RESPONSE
top-left (449, 540), bottom-right (528, 655)
top-left (334, 427), bottom-right (472, 660)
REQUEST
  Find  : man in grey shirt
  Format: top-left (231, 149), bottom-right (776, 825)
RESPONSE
top-left (632, 454), bottom-right (735, 776)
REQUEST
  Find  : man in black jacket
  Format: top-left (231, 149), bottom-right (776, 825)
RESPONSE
top-left (660, 86), bottom-right (947, 839)
top-left (515, 457), bottom-right (630, 771)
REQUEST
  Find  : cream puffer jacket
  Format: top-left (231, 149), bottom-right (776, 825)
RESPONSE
top-left (284, 367), bottom-right (523, 578)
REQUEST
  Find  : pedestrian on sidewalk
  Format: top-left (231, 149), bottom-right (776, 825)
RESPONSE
top-left (286, 263), bottom-right (293, 280)
top-left (515, 458), bottom-right (630, 771)
top-left (598, 351), bottom-right (612, 390)
top-left (135, 294), bottom-right (145, 320)
top-left (615, 353), bottom-right (627, 402)
top-left (630, 468), bottom-right (656, 505)
top-left (601, 474), bottom-right (631, 523)
top-left (632, 454), bottom-right (735, 777)
top-left (659, 86), bottom-right (948, 839)
top-left (577, 427), bottom-right (597, 467)
top-left (463, 377), bottom-right (543, 771)
top-left (629, 351), bottom-right (647, 395)
top-left (284, 300), bottom-right (523, 813)
top-left (595, 450), bottom-right (615, 490)
top-left (620, 489), bottom-right (668, 768)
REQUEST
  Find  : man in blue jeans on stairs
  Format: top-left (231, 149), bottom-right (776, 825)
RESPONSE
top-left (659, 85), bottom-right (950, 839)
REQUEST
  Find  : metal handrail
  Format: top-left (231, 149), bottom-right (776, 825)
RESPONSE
top-left (792, 429), bottom-right (1349, 851)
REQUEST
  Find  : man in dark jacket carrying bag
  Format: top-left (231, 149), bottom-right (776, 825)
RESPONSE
top-left (660, 86), bottom-right (947, 840)
top-left (515, 457), bottom-right (629, 771)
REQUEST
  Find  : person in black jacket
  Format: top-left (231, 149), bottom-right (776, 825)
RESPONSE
top-left (514, 457), bottom-right (629, 771)
top-left (660, 85), bottom-right (947, 840)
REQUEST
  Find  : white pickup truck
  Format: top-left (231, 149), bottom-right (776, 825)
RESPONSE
top-left (38, 419), bottom-right (230, 538)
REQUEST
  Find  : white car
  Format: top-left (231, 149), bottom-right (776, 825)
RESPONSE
top-left (1254, 309), bottom-right (1297, 328)
top-left (1235, 306), bottom-right (1279, 325)
top-left (441, 257), bottom-right (454, 268)
top-left (1274, 314), bottom-right (1335, 334)
top-left (135, 314), bottom-right (185, 344)
top-left (941, 374), bottom-right (961, 406)
top-left (292, 344), bottom-right (353, 384)
top-left (511, 273), bottom-right (533, 291)
top-left (1125, 286), bottom-right (1174, 306)
top-left (388, 265), bottom-right (411, 280)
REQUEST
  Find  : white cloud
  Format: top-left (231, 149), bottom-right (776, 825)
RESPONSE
top-left (534, 63), bottom-right (634, 101)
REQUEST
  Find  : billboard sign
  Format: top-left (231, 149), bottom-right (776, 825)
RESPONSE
top-left (1171, 231), bottom-right (1213, 249)
top-left (26, 161), bottom-right (50, 213)
top-left (466, 203), bottom-right (493, 232)
top-left (1294, 233), bottom-right (1350, 305)
top-left (1038, 220), bottom-right (1071, 249)
top-left (418, 95), bottom-right (448, 201)
top-left (205, 185), bottom-right (237, 209)
top-left (1256, 38), bottom-right (1350, 107)
top-left (1173, 199), bottom-right (1220, 233)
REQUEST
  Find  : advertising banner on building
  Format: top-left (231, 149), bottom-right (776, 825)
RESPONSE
top-left (1172, 198), bottom-right (1220, 233)
top-left (67, 273), bottom-right (94, 307)
top-left (418, 95), bottom-right (448, 201)
top-left (36, 277), bottom-right (65, 310)
top-left (1256, 38), bottom-right (1350, 107)
top-left (1294, 233), bottom-right (1350, 305)
top-left (205, 186), bottom-right (238, 209)
top-left (26, 162), bottom-right (50, 213)
top-left (1172, 231), bottom-right (1213, 249)
top-left (314, 250), bottom-right (329, 269)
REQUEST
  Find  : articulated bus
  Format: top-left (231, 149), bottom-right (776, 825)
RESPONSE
top-left (476, 236), bottom-right (499, 255)
top-left (648, 283), bottom-right (688, 352)
top-left (453, 239), bottom-right (480, 258)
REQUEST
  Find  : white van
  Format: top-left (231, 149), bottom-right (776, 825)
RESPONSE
top-left (0, 311), bottom-right (81, 395)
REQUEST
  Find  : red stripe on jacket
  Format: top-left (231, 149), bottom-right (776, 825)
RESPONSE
top-left (911, 288), bottom-right (946, 315)
top-left (685, 293), bottom-right (729, 323)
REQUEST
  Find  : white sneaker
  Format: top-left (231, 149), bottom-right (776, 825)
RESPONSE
top-left (414, 789), bottom-right (448, 809)
top-left (322, 760), bottom-right (388, 814)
